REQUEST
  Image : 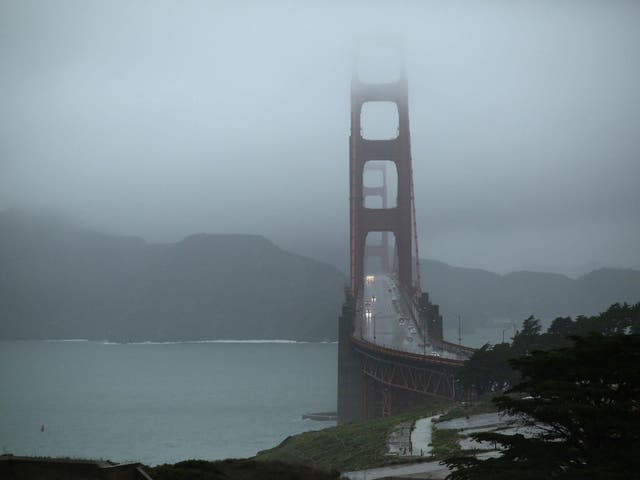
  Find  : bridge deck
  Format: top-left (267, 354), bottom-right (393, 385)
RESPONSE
top-left (354, 274), bottom-right (471, 363)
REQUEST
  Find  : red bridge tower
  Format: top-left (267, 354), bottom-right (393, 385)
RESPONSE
top-left (349, 71), bottom-right (415, 299)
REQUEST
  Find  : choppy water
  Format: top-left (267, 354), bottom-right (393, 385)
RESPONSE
top-left (0, 340), bottom-right (337, 465)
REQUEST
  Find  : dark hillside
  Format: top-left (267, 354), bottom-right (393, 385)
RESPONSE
top-left (117, 233), bottom-right (345, 341)
top-left (0, 211), bottom-right (345, 341)
top-left (421, 260), bottom-right (640, 330)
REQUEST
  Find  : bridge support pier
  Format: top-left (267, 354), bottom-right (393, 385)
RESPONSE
top-left (337, 294), bottom-right (363, 424)
top-left (361, 375), bottom-right (386, 420)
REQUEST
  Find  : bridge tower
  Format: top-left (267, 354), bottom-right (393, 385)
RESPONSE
top-left (349, 71), bottom-right (414, 299)
top-left (339, 58), bottom-right (473, 424)
top-left (363, 162), bottom-right (391, 274)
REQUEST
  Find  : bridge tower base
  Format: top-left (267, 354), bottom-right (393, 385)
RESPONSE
top-left (337, 294), bottom-right (363, 424)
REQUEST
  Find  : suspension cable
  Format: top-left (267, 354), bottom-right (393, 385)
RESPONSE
top-left (409, 159), bottom-right (422, 296)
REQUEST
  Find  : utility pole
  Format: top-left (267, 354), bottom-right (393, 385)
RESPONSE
top-left (458, 315), bottom-right (462, 345)
top-left (423, 317), bottom-right (426, 357)
top-left (502, 326), bottom-right (511, 344)
top-left (373, 314), bottom-right (376, 344)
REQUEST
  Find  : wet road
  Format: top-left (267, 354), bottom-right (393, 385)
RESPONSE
top-left (357, 274), bottom-right (467, 361)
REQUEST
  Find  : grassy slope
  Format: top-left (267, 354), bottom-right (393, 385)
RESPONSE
top-left (255, 402), bottom-right (452, 472)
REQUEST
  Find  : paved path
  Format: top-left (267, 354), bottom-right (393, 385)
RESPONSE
top-left (343, 460), bottom-right (450, 480)
top-left (411, 416), bottom-right (438, 457)
top-left (434, 412), bottom-right (515, 431)
top-left (344, 452), bottom-right (501, 480)
top-left (347, 411), bottom-right (525, 479)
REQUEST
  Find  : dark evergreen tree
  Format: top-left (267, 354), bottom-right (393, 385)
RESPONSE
top-left (456, 303), bottom-right (640, 396)
top-left (446, 334), bottom-right (640, 479)
top-left (547, 316), bottom-right (574, 336)
top-left (455, 342), bottom-right (520, 396)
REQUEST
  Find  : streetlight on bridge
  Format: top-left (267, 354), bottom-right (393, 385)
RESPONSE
top-left (422, 317), bottom-right (427, 357)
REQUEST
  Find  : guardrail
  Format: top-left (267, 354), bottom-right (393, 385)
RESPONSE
top-left (440, 340), bottom-right (476, 356)
top-left (350, 334), bottom-right (466, 368)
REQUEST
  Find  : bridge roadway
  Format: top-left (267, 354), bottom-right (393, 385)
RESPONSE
top-left (354, 274), bottom-right (469, 362)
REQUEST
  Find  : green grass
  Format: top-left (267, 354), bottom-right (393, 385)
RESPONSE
top-left (430, 428), bottom-right (462, 459)
top-left (435, 399), bottom-right (498, 422)
top-left (255, 402), bottom-right (451, 472)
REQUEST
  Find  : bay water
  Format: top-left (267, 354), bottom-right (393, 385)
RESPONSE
top-left (0, 340), bottom-right (337, 465)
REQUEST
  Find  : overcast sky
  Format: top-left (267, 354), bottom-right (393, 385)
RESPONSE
top-left (2, 0), bottom-right (639, 275)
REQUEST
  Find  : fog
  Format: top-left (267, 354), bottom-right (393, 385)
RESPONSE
top-left (2, 0), bottom-right (639, 275)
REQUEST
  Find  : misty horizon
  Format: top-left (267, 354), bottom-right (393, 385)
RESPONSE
top-left (3, 206), bottom-right (638, 280)
top-left (2, 1), bottom-right (639, 276)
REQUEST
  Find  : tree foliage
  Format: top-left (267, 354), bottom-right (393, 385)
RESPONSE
top-left (445, 333), bottom-right (640, 479)
top-left (456, 303), bottom-right (640, 395)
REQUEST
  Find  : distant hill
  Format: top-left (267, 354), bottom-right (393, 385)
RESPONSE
top-left (1, 211), bottom-right (639, 341)
top-left (0, 211), bottom-right (346, 341)
top-left (421, 259), bottom-right (640, 330)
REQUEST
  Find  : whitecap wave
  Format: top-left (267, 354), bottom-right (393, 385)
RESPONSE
top-left (100, 339), bottom-right (315, 345)
top-left (194, 339), bottom-right (305, 344)
top-left (44, 338), bottom-right (90, 342)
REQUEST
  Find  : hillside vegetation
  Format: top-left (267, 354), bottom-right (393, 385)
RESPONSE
top-left (148, 459), bottom-right (340, 480)
top-left (457, 302), bottom-right (640, 395)
top-left (255, 403), bottom-right (451, 472)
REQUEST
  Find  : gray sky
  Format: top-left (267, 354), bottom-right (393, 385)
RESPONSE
top-left (2, 0), bottom-right (639, 275)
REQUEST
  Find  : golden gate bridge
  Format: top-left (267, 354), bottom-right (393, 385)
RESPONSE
top-left (338, 54), bottom-right (474, 423)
